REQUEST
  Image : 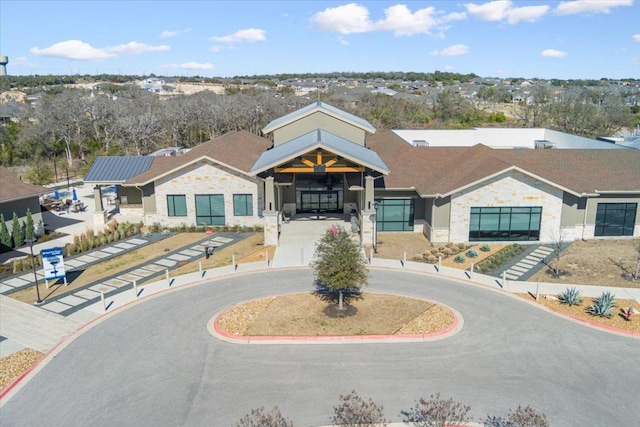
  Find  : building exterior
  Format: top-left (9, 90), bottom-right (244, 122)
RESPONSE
top-left (0, 167), bottom-right (47, 245)
top-left (85, 101), bottom-right (640, 246)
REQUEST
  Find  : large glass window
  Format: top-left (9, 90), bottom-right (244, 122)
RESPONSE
top-left (195, 194), bottom-right (225, 226)
top-left (233, 194), bottom-right (253, 216)
top-left (595, 203), bottom-right (637, 236)
top-left (167, 195), bottom-right (187, 217)
top-left (376, 199), bottom-right (414, 232)
top-left (469, 206), bottom-right (542, 241)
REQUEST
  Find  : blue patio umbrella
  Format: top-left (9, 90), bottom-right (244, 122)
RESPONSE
top-left (72, 188), bottom-right (78, 201)
top-left (54, 190), bottom-right (59, 201)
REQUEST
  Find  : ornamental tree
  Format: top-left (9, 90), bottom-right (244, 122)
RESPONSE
top-left (310, 226), bottom-right (368, 310)
top-left (0, 214), bottom-right (11, 249)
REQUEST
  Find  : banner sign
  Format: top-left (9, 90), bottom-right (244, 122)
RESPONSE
top-left (41, 247), bottom-right (66, 280)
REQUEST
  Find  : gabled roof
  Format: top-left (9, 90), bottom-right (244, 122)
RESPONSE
top-left (262, 101), bottom-right (376, 135)
top-left (84, 156), bottom-right (154, 184)
top-left (125, 131), bottom-right (272, 185)
top-left (367, 130), bottom-right (640, 196)
top-left (0, 167), bottom-right (48, 203)
top-left (250, 129), bottom-right (389, 176)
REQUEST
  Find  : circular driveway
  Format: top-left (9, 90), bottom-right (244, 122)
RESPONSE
top-left (2, 268), bottom-right (639, 426)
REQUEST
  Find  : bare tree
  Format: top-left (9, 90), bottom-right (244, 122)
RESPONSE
top-left (547, 228), bottom-right (567, 278)
top-left (331, 390), bottom-right (388, 427)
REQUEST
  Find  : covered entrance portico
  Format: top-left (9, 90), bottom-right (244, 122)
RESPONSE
top-left (250, 129), bottom-right (389, 246)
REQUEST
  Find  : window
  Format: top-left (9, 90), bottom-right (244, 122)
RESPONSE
top-left (195, 194), bottom-right (225, 226)
top-left (167, 195), bottom-right (187, 217)
top-left (233, 194), bottom-right (253, 216)
top-left (595, 203), bottom-right (636, 237)
top-left (376, 199), bottom-right (414, 232)
top-left (469, 206), bottom-right (542, 241)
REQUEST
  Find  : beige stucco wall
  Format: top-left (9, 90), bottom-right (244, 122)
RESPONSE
top-left (447, 170), bottom-right (564, 243)
top-left (151, 160), bottom-right (263, 228)
top-left (273, 111), bottom-right (365, 146)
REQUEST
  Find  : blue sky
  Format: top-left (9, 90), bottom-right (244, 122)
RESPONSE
top-left (1, 1), bottom-right (639, 79)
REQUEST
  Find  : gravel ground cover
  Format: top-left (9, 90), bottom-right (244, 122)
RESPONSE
top-left (0, 348), bottom-right (44, 392)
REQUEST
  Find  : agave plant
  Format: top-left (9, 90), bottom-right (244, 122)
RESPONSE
top-left (587, 292), bottom-right (617, 318)
top-left (557, 287), bottom-right (583, 306)
top-left (466, 249), bottom-right (479, 258)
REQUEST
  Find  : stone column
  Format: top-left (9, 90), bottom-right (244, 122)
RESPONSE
top-left (93, 185), bottom-right (107, 234)
top-left (263, 211), bottom-right (279, 246)
top-left (93, 185), bottom-right (103, 212)
top-left (265, 176), bottom-right (276, 213)
top-left (364, 175), bottom-right (375, 213)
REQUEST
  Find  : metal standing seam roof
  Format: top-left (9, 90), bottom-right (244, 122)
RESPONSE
top-left (262, 101), bottom-right (376, 135)
top-left (84, 156), bottom-right (155, 184)
top-left (250, 129), bottom-right (389, 175)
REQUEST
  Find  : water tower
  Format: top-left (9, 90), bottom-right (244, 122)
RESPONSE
top-left (0, 56), bottom-right (8, 76)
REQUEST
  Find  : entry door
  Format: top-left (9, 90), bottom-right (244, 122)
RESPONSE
top-left (301, 191), bottom-right (339, 212)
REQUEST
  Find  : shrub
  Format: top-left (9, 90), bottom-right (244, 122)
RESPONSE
top-left (331, 390), bottom-right (388, 427)
top-left (480, 244), bottom-right (491, 252)
top-left (401, 393), bottom-right (471, 427)
top-left (485, 405), bottom-right (549, 427)
top-left (454, 255), bottom-right (466, 263)
top-left (476, 244), bottom-right (525, 274)
top-left (450, 246), bottom-right (459, 254)
top-left (586, 292), bottom-right (617, 318)
top-left (443, 248), bottom-right (452, 256)
top-left (234, 406), bottom-right (293, 427)
top-left (427, 255), bottom-right (437, 264)
top-left (557, 287), bottom-right (583, 306)
top-left (430, 248), bottom-right (439, 255)
top-left (457, 242), bottom-right (466, 250)
top-left (445, 242), bottom-right (454, 248)
top-left (466, 249), bottom-right (478, 258)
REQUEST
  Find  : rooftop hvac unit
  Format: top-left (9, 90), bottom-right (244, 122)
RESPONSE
top-left (534, 140), bottom-right (555, 149)
top-left (413, 139), bottom-right (429, 147)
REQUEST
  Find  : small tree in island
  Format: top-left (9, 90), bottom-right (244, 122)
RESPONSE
top-left (310, 226), bottom-right (369, 311)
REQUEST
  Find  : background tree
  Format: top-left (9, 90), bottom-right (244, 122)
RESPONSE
top-left (400, 393), bottom-right (471, 427)
top-left (310, 226), bottom-right (368, 310)
top-left (11, 212), bottom-right (23, 248)
top-left (234, 406), bottom-right (293, 427)
top-left (331, 390), bottom-right (388, 427)
top-left (0, 214), bottom-right (11, 249)
top-left (484, 405), bottom-right (549, 427)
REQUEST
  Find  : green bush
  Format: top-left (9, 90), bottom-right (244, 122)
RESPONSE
top-left (476, 244), bottom-right (525, 273)
top-left (454, 255), bottom-right (466, 263)
top-left (480, 244), bottom-right (491, 252)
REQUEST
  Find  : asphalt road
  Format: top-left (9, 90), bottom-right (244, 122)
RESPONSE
top-left (2, 268), bottom-right (639, 426)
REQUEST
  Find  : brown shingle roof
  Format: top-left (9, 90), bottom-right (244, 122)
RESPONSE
top-left (0, 167), bottom-right (48, 202)
top-left (126, 131), bottom-right (272, 185)
top-left (367, 131), bottom-right (640, 196)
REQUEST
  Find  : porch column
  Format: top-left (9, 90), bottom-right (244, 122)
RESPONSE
top-left (93, 185), bottom-right (107, 234)
top-left (364, 175), bottom-right (375, 213)
top-left (265, 176), bottom-right (276, 213)
top-left (361, 175), bottom-right (375, 248)
top-left (263, 176), bottom-right (279, 246)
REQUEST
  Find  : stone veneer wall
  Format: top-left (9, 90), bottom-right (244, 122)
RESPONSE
top-left (447, 170), bottom-right (564, 243)
top-left (153, 161), bottom-right (263, 228)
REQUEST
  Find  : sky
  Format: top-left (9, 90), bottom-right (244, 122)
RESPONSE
top-left (1, 0), bottom-right (639, 79)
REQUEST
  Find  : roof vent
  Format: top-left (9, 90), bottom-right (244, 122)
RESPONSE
top-left (534, 140), bottom-right (555, 149)
top-left (413, 139), bottom-right (429, 147)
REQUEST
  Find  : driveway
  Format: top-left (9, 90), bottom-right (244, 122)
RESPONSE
top-left (2, 269), bottom-right (638, 426)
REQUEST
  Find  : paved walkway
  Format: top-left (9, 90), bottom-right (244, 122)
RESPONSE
top-left (503, 245), bottom-right (553, 280)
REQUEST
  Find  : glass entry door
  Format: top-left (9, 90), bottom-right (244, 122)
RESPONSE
top-left (301, 191), bottom-right (340, 213)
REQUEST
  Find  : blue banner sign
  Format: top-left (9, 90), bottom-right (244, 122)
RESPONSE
top-left (41, 247), bottom-right (66, 280)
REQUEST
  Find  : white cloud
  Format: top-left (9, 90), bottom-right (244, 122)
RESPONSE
top-left (375, 4), bottom-right (437, 36)
top-left (310, 3), bottom-right (466, 37)
top-left (556, 0), bottom-right (633, 15)
top-left (465, 1), bottom-right (549, 24)
top-left (11, 56), bottom-right (35, 66)
top-left (432, 44), bottom-right (470, 56)
top-left (210, 45), bottom-right (222, 52)
top-left (30, 40), bottom-right (115, 60)
top-left (106, 42), bottom-right (170, 55)
top-left (160, 30), bottom-right (178, 38)
top-left (633, 34), bottom-right (640, 42)
top-left (181, 62), bottom-right (213, 70)
top-left (338, 36), bottom-right (349, 46)
top-left (310, 3), bottom-right (373, 34)
top-left (211, 28), bottom-right (266, 43)
top-left (540, 49), bottom-right (567, 57)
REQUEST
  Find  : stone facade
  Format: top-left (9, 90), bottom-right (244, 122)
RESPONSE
top-left (152, 160), bottom-right (263, 228)
top-left (447, 170), bottom-right (564, 243)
